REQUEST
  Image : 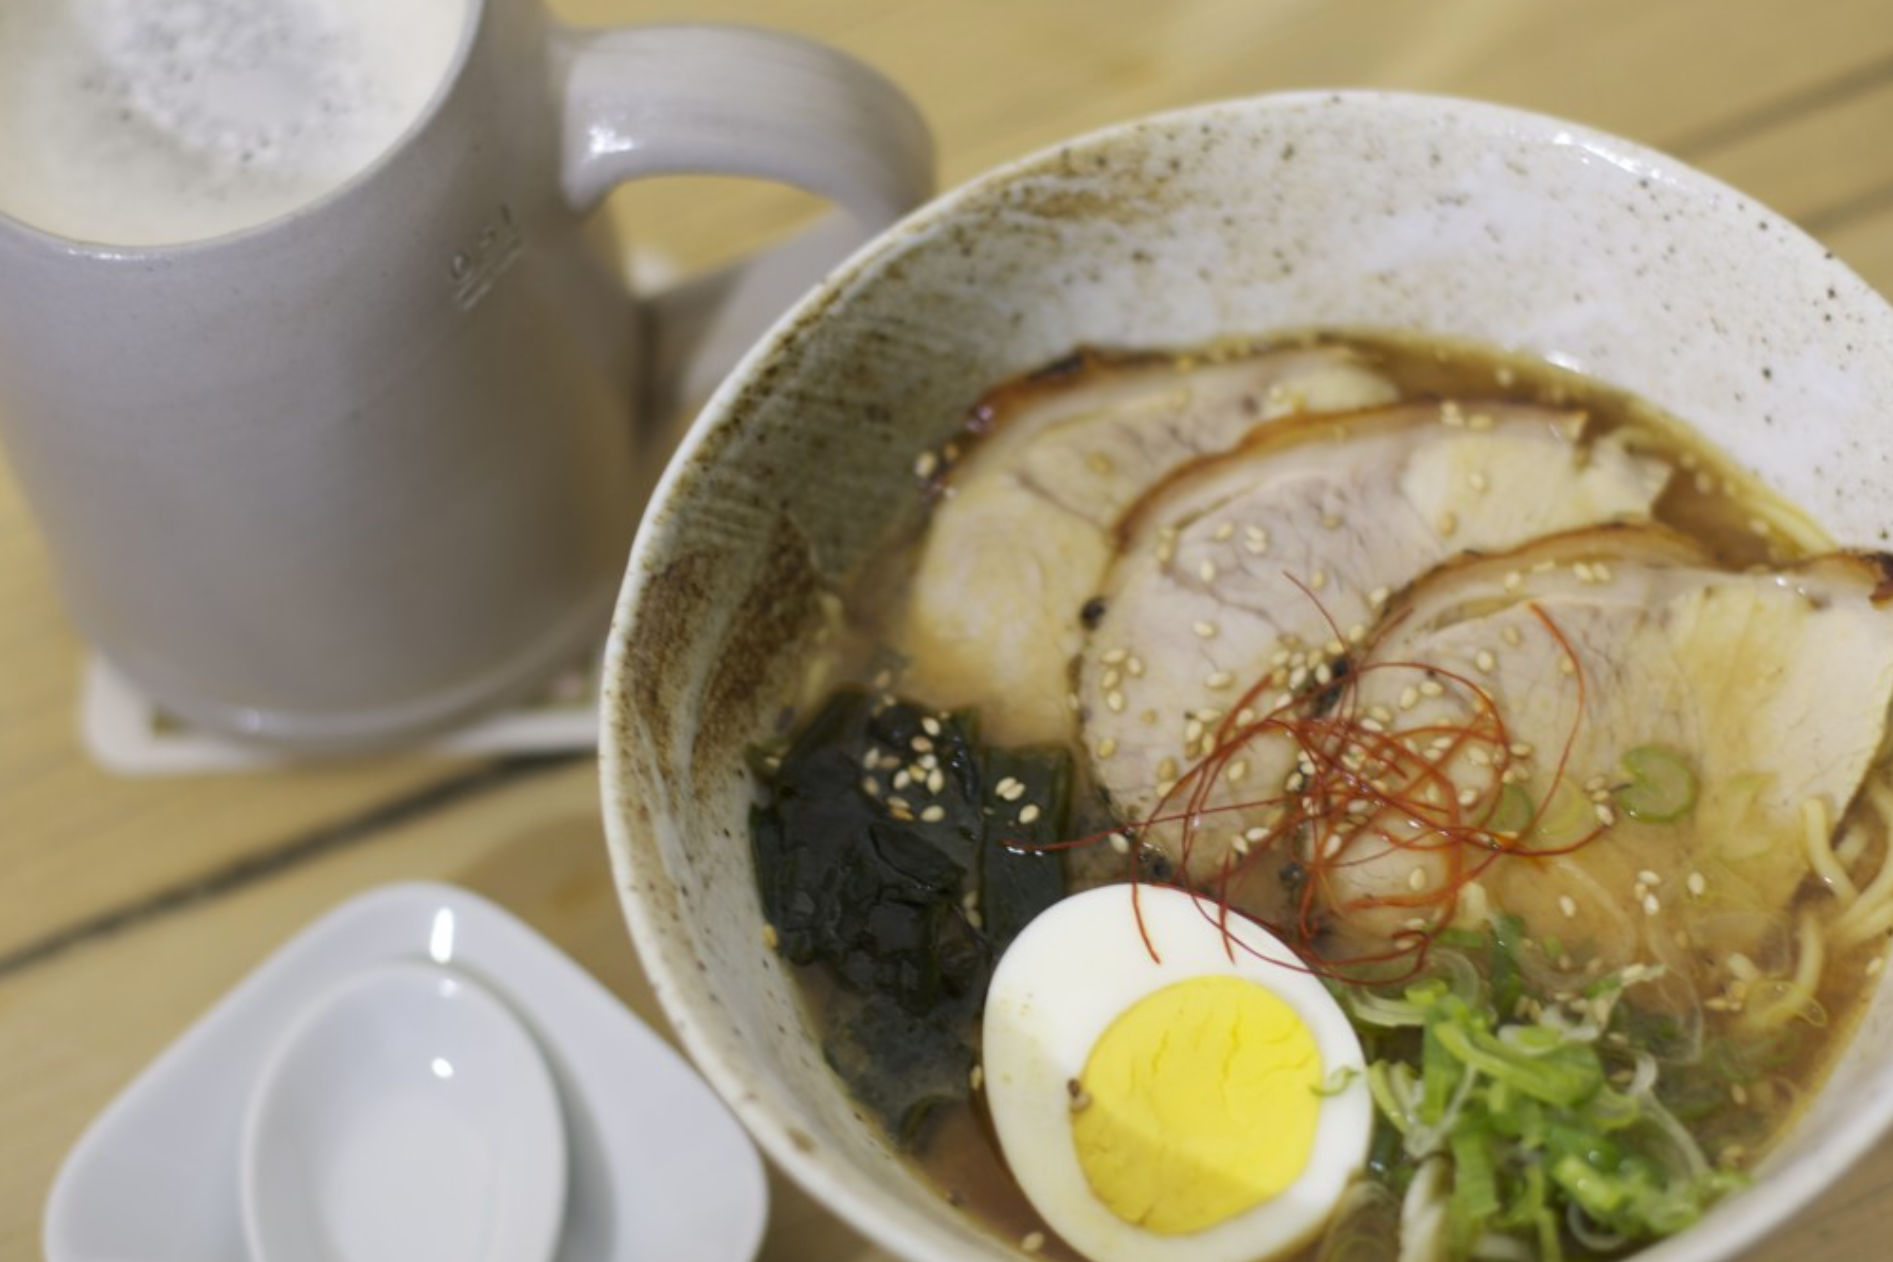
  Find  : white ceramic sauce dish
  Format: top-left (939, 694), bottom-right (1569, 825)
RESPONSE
top-left (599, 91), bottom-right (1893, 1262)
top-left (45, 882), bottom-right (766, 1262)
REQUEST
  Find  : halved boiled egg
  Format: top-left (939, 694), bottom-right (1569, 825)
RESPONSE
top-left (981, 884), bottom-right (1371, 1262)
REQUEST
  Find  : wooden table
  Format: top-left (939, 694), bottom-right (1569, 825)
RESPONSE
top-left (6, 0), bottom-right (1892, 1256)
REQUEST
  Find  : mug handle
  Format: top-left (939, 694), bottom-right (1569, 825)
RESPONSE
top-left (554, 23), bottom-right (935, 416)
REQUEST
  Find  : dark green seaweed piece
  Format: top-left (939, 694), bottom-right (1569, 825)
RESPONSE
top-left (750, 686), bottom-right (1069, 1147)
top-left (978, 745), bottom-right (1071, 954)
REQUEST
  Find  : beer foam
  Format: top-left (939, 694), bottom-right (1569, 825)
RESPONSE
top-left (0, 0), bottom-right (468, 246)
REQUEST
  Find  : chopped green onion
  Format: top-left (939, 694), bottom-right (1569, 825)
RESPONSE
top-left (1488, 782), bottom-right (1537, 834)
top-left (1355, 921), bottom-right (1745, 1260)
top-left (1616, 745), bottom-right (1698, 823)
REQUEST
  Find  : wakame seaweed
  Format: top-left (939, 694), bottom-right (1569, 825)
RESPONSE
top-left (751, 687), bottom-right (1069, 1144)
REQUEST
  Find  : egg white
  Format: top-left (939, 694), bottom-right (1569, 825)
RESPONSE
top-left (981, 884), bottom-right (1372, 1262)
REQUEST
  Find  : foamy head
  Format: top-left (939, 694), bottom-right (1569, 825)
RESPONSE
top-left (0, 0), bottom-right (469, 246)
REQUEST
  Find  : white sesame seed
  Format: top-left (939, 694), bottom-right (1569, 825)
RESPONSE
top-left (1438, 511), bottom-right (1459, 537)
top-left (921, 716), bottom-right (942, 737)
top-left (914, 451), bottom-right (939, 478)
top-left (1019, 804), bottom-right (1042, 825)
top-left (1638, 869), bottom-right (1661, 886)
top-left (1106, 690), bottom-right (1126, 713)
top-left (1109, 832), bottom-right (1132, 854)
top-left (1213, 521), bottom-right (1235, 541)
top-left (1310, 568), bottom-right (1329, 591)
top-left (996, 777), bottom-right (1025, 801)
top-left (1558, 895), bottom-right (1578, 918)
top-left (1157, 757), bottom-right (1179, 781)
top-left (1474, 649), bottom-right (1497, 673)
top-left (1206, 671), bottom-right (1234, 690)
top-left (1369, 586), bottom-right (1391, 608)
top-left (970, 1065), bottom-right (984, 1090)
top-left (1226, 759), bottom-right (1250, 783)
top-left (1199, 559), bottom-right (1219, 583)
top-left (1101, 647), bottom-right (1128, 665)
top-left (1642, 892), bottom-right (1660, 916)
top-left (762, 923), bottom-right (780, 950)
top-left (1096, 737), bottom-right (1118, 759)
top-left (1596, 803), bottom-right (1617, 827)
top-left (1687, 871), bottom-right (1707, 897)
top-left (1125, 655), bottom-right (1146, 679)
top-left (1420, 679), bottom-right (1445, 698)
top-left (920, 805), bottom-right (946, 823)
top-left (1022, 1233), bottom-right (1046, 1254)
top-left (1408, 867), bottom-right (1429, 891)
top-left (927, 768), bottom-right (946, 795)
top-left (1509, 742), bottom-right (1534, 759)
top-left (1193, 620), bottom-right (1219, 639)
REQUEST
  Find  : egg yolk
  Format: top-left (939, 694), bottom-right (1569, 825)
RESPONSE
top-left (1071, 975), bottom-right (1323, 1235)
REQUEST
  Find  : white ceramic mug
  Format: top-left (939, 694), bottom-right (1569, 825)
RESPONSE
top-left (0, 1), bottom-right (931, 750)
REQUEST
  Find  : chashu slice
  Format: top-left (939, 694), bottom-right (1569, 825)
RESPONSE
top-left (892, 345), bottom-right (1398, 745)
top-left (1311, 524), bottom-right (1893, 982)
top-left (1079, 401), bottom-right (1671, 902)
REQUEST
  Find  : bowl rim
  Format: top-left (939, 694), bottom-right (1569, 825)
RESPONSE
top-left (600, 86), bottom-right (1893, 1262)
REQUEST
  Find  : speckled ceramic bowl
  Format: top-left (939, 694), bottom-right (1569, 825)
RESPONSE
top-left (600, 91), bottom-right (1893, 1262)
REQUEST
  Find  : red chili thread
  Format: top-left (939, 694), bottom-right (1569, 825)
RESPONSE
top-left (1015, 584), bottom-right (1605, 986)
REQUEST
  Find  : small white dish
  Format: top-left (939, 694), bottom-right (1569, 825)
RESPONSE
top-left (241, 961), bottom-right (567, 1262)
top-left (45, 882), bottom-right (767, 1262)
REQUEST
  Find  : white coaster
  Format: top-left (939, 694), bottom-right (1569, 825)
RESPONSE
top-left (81, 655), bottom-right (599, 776)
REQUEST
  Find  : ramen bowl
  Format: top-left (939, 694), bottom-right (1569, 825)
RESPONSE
top-left (599, 91), bottom-right (1893, 1262)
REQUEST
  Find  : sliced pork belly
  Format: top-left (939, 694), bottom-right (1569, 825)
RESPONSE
top-left (1078, 402), bottom-right (1671, 906)
top-left (1315, 525), bottom-right (1893, 977)
top-left (892, 345), bottom-right (1398, 745)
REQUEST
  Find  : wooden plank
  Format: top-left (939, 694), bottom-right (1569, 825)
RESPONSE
top-left (1826, 202), bottom-right (1893, 297)
top-left (1686, 72), bottom-right (1893, 229)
